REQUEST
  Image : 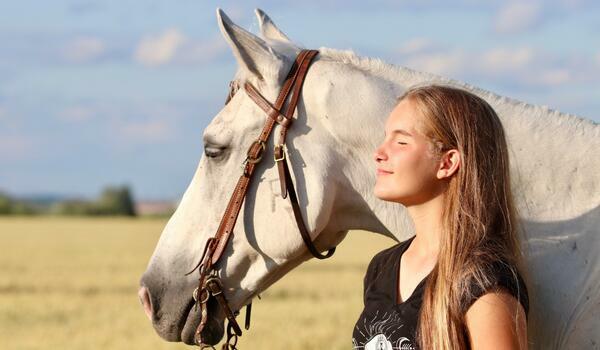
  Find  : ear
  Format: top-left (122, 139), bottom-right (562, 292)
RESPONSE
top-left (255, 8), bottom-right (292, 43)
top-left (216, 8), bottom-right (285, 81)
top-left (436, 149), bottom-right (460, 179)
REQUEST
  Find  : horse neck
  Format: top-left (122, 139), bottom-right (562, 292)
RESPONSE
top-left (304, 57), bottom-right (414, 242)
top-left (479, 92), bottom-right (600, 221)
top-left (314, 50), bottom-right (600, 240)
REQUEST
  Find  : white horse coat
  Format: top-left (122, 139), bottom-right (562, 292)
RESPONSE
top-left (140, 8), bottom-right (600, 349)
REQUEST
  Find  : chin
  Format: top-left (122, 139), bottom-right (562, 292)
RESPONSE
top-left (374, 187), bottom-right (401, 202)
top-left (154, 297), bottom-right (226, 346)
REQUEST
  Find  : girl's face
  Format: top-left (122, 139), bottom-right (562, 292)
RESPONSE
top-left (373, 98), bottom-right (442, 206)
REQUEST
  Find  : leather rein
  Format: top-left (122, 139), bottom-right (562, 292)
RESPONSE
top-left (186, 49), bottom-right (336, 349)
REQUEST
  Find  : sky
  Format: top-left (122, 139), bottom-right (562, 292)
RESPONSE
top-left (1, 0), bottom-right (599, 201)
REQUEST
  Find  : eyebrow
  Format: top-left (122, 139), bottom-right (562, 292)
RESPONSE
top-left (384, 129), bottom-right (413, 137)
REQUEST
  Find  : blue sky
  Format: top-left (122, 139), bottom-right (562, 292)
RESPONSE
top-left (1, 1), bottom-right (599, 200)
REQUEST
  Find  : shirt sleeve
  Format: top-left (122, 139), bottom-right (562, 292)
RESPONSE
top-left (462, 261), bottom-right (530, 320)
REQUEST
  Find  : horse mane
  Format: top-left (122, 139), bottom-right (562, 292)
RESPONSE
top-left (316, 46), bottom-right (598, 129)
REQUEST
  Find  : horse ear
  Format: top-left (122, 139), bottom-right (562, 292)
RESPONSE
top-left (255, 8), bottom-right (292, 44)
top-left (216, 8), bottom-right (284, 80)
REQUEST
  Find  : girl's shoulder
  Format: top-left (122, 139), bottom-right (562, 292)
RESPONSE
top-left (462, 260), bottom-right (530, 320)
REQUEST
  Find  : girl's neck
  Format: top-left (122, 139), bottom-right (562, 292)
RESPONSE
top-left (406, 194), bottom-right (444, 258)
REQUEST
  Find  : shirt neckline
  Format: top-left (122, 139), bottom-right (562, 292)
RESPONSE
top-left (395, 235), bottom-right (431, 306)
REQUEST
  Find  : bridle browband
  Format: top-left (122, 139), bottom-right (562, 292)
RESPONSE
top-left (186, 49), bottom-right (336, 349)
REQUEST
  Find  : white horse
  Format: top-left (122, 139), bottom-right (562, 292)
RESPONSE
top-left (139, 8), bottom-right (600, 349)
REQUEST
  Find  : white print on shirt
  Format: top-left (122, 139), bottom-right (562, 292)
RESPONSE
top-left (398, 337), bottom-right (416, 350)
top-left (365, 333), bottom-right (392, 350)
top-left (352, 310), bottom-right (416, 350)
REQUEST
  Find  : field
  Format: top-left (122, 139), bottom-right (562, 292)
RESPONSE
top-left (0, 217), bottom-right (396, 350)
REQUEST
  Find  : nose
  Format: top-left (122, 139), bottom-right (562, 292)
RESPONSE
top-left (373, 144), bottom-right (387, 163)
top-left (138, 285), bottom-right (153, 321)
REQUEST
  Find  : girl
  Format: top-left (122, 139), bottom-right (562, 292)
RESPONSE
top-left (352, 85), bottom-right (530, 350)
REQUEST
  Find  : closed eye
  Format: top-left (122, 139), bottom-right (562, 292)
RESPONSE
top-left (203, 136), bottom-right (228, 159)
top-left (204, 145), bottom-right (227, 158)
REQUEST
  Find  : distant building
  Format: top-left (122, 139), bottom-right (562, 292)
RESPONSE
top-left (134, 200), bottom-right (178, 216)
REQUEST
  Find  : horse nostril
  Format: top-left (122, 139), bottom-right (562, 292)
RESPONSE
top-left (138, 286), bottom-right (153, 321)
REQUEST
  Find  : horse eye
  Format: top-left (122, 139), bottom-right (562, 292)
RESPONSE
top-left (224, 80), bottom-right (240, 105)
top-left (204, 145), bottom-right (226, 158)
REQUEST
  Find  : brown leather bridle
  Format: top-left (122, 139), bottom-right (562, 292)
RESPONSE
top-left (186, 49), bottom-right (337, 349)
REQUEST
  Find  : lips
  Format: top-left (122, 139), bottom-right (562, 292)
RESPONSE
top-left (376, 168), bottom-right (393, 175)
top-left (180, 297), bottom-right (225, 345)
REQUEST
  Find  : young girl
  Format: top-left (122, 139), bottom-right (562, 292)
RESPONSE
top-left (352, 85), bottom-right (530, 350)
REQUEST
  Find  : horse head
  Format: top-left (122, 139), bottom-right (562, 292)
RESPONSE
top-left (138, 8), bottom-right (393, 345)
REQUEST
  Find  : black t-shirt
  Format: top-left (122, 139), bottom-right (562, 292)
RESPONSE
top-left (352, 235), bottom-right (529, 350)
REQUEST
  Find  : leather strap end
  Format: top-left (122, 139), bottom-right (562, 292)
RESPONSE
top-left (277, 154), bottom-right (288, 199)
top-left (245, 302), bottom-right (252, 330)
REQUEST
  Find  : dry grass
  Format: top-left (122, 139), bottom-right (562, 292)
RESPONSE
top-left (0, 217), bottom-right (396, 350)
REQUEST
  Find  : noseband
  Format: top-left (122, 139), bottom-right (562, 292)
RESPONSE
top-left (186, 49), bottom-right (336, 349)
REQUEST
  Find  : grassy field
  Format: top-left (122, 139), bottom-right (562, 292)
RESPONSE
top-left (0, 217), bottom-right (396, 350)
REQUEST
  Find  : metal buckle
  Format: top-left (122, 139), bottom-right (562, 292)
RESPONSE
top-left (205, 277), bottom-right (224, 296)
top-left (245, 140), bottom-right (266, 164)
top-left (274, 144), bottom-right (286, 162)
top-left (225, 321), bottom-right (239, 349)
top-left (193, 286), bottom-right (210, 304)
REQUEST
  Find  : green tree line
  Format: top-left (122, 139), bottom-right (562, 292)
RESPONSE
top-left (0, 185), bottom-right (136, 216)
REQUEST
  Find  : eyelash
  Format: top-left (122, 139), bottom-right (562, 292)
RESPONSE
top-left (397, 142), bottom-right (407, 145)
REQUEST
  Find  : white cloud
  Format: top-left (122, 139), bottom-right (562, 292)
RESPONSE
top-left (394, 40), bottom-right (600, 88)
top-left (133, 29), bottom-right (228, 67)
top-left (493, 2), bottom-right (542, 34)
top-left (58, 106), bottom-right (96, 122)
top-left (480, 47), bottom-right (534, 73)
top-left (403, 50), bottom-right (467, 76)
top-left (134, 28), bottom-right (186, 66)
top-left (396, 37), bottom-right (435, 55)
top-left (174, 36), bottom-right (228, 65)
top-left (557, 0), bottom-right (588, 8)
top-left (0, 135), bottom-right (35, 161)
top-left (63, 37), bottom-right (106, 63)
top-left (117, 119), bottom-right (174, 142)
top-left (535, 68), bottom-right (572, 86)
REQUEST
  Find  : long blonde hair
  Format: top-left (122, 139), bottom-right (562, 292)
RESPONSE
top-left (398, 85), bottom-right (529, 349)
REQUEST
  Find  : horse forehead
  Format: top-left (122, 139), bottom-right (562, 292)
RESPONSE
top-left (206, 59), bottom-right (364, 140)
top-left (205, 102), bottom-right (262, 138)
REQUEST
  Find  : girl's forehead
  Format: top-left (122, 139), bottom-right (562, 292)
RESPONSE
top-left (385, 100), bottom-right (420, 133)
